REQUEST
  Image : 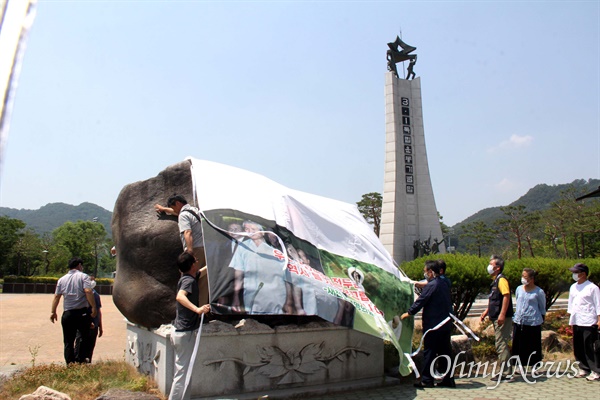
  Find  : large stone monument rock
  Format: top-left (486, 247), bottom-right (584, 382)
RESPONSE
top-left (112, 160), bottom-right (194, 328)
top-left (115, 160), bottom-right (392, 398)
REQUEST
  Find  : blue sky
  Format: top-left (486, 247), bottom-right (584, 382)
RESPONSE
top-left (1, 1), bottom-right (598, 226)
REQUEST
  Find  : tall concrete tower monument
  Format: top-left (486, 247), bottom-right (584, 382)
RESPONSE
top-left (380, 37), bottom-right (445, 264)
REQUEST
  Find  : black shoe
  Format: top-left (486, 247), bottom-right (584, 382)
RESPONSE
top-left (414, 381), bottom-right (434, 389)
top-left (437, 379), bottom-right (456, 388)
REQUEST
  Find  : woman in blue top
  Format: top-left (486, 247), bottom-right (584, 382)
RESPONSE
top-left (512, 268), bottom-right (546, 369)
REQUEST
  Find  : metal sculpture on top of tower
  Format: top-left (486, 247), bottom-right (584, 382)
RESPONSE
top-left (386, 36), bottom-right (417, 80)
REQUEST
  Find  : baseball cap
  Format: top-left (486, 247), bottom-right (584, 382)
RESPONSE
top-left (569, 263), bottom-right (589, 274)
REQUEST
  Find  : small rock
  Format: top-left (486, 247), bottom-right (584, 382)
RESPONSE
top-left (556, 337), bottom-right (572, 352)
top-left (541, 330), bottom-right (560, 352)
top-left (451, 334), bottom-right (475, 364)
top-left (234, 318), bottom-right (274, 333)
top-left (203, 320), bottom-right (239, 334)
top-left (19, 386), bottom-right (71, 400)
top-left (481, 324), bottom-right (495, 337)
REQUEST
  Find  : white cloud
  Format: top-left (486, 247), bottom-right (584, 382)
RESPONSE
top-left (494, 178), bottom-right (516, 193)
top-left (488, 134), bottom-right (534, 153)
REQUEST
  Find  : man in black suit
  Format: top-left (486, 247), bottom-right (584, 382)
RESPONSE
top-left (401, 260), bottom-right (455, 388)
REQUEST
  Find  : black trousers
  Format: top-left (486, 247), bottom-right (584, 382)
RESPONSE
top-left (422, 328), bottom-right (454, 384)
top-left (61, 308), bottom-right (91, 364)
top-left (512, 323), bottom-right (542, 367)
top-left (75, 326), bottom-right (99, 363)
top-left (573, 325), bottom-right (599, 373)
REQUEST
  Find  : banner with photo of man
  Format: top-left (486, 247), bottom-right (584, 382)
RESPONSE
top-left (188, 158), bottom-right (415, 376)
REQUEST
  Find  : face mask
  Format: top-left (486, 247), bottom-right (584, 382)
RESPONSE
top-left (423, 272), bottom-right (429, 280)
top-left (90, 280), bottom-right (97, 289)
top-left (487, 265), bottom-right (495, 275)
top-left (572, 273), bottom-right (580, 282)
top-left (521, 278), bottom-right (528, 285)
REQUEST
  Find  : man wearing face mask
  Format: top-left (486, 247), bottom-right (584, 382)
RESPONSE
top-left (480, 255), bottom-right (514, 381)
top-left (567, 263), bottom-right (600, 381)
top-left (401, 260), bottom-right (455, 388)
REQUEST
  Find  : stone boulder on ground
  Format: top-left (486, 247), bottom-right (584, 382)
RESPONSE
top-left (451, 334), bottom-right (475, 364)
top-left (481, 323), bottom-right (494, 337)
top-left (112, 160), bottom-right (194, 328)
top-left (19, 386), bottom-right (71, 400)
top-left (541, 330), bottom-right (572, 352)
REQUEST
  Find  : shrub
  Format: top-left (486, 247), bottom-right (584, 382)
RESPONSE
top-left (502, 258), bottom-right (573, 311)
top-left (542, 309), bottom-right (569, 331)
top-left (401, 255), bottom-right (599, 319)
top-left (402, 254), bottom-right (491, 320)
top-left (3, 276), bottom-right (58, 284)
top-left (2, 276), bottom-right (113, 285)
top-left (95, 278), bottom-right (113, 285)
top-left (471, 335), bottom-right (498, 362)
top-left (543, 310), bottom-right (573, 341)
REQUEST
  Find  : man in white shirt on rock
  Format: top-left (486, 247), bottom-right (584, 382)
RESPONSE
top-left (567, 263), bottom-right (600, 381)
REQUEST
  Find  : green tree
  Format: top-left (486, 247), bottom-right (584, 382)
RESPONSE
top-left (10, 229), bottom-right (43, 276)
top-left (52, 221), bottom-right (108, 275)
top-left (357, 192), bottom-right (382, 237)
top-left (438, 212), bottom-right (449, 237)
top-left (542, 192), bottom-right (576, 258)
top-left (541, 189), bottom-right (600, 258)
top-left (572, 198), bottom-right (600, 258)
top-left (39, 233), bottom-right (55, 275)
top-left (0, 216), bottom-right (27, 276)
top-left (459, 221), bottom-right (495, 257)
top-left (496, 205), bottom-right (539, 259)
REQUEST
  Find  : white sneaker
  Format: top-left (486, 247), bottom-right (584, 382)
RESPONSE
top-left (575, 369), bottom-right (589, 378)
top-left (586, 371), bottom-right (600, 381)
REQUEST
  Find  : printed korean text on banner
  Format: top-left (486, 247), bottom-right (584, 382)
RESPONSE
top-left (187, 158), bottom-right (415, 376)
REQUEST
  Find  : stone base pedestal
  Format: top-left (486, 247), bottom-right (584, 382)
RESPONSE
top-left (126, 319), bottom-right (387, 399)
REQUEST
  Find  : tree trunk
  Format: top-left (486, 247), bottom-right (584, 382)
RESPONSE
top-left (526, 235), bottom-right (535, 258)
top-left (561, 233), bottom-right (569, 258)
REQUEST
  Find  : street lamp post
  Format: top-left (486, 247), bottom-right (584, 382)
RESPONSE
top-left (92, 217), bottom-right (99, 276)
top-left (42, 250), bottom-right (49, 274)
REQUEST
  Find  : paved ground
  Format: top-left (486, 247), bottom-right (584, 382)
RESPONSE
top-left (0, 293), bottom-right (127, 375)
top-left (305, 373), bottom-right (600, 400)
top-left (1, 294), bottom-right (597, 400)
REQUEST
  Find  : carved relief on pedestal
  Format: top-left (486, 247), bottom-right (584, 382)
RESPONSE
top-left (204, 341), bottom-right (370, 385)
top-left (128, 334), bottom-right (158, 375)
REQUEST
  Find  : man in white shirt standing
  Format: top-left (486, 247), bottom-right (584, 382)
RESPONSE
top-left (50, 257), bottom-right (97, 365)
top-left (567, 263), bottom-right (600, 381)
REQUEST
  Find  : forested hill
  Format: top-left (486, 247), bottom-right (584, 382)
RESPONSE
top-left (0, 202), bottom-right (112, 235)
top-left (1, 179), bottom-right (599, 237)
top-left (454, 178), bottom-right (600, 228)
